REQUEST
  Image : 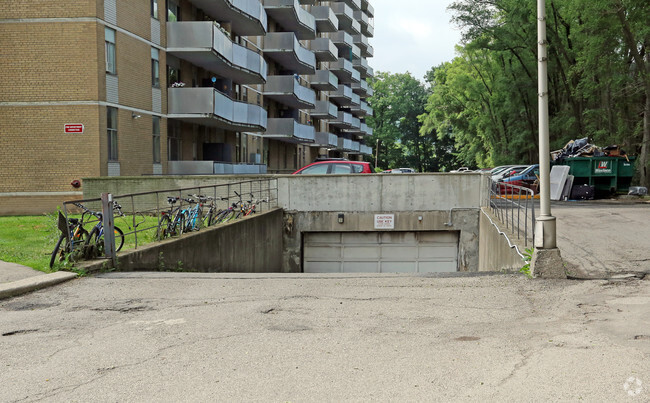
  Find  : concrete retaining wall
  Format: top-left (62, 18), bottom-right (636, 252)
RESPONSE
top-left (82, 209), bottom-right (283, 273)
top-left (478, 208), bottom-right (526, 272)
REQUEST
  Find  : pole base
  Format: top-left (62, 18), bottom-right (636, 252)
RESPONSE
top-left (531, 248), bottom-right (566, 279)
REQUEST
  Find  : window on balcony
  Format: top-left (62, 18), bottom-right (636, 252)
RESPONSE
top-left (152, 116), bottom-right (161, 163)
top-left (151, 0), bottom-right (158, 19)
top-left (167, 65), bottom-right (181, 88)
top-left (151, 48), bottom-right (160, 88)
top-left (107, 107), bottom-right (118, 161)
top-left (168, 121), bottom-right (181, 161)
top-left (167, 0), bottom-right (180, 22)
top-left (105, 28), bottom-right (116, 74)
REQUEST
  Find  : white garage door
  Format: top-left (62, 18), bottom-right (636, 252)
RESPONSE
top-left (303, 232), bottom-right (459, 273)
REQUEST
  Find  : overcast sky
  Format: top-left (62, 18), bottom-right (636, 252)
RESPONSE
top-left (369, 0), bottom-right (462, 81)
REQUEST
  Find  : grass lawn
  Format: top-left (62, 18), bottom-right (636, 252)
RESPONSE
top-left (0, 214), bottom-right (160, 273)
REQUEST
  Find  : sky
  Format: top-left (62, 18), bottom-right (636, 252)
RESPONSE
top-left (369, 0), bottom-right (463, 81)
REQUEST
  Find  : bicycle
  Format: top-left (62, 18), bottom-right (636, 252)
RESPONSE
top-left (156, 196), bottom-right (194, 239)
top-left (50, 205), bottom-right (91, 268)
top-left (83, 203), bottom-right (125, 258)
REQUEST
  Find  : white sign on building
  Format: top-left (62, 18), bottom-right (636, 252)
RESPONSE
top-left (374, 214), bottom-right (395, 229)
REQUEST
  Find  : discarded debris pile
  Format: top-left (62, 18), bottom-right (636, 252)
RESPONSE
top-left (551, 137), bottom-right (627, 161)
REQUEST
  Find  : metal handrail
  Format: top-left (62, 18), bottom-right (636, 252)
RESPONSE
top-left (488, 180), bottom-right (536, 247)
top-left (59, 179), bottom-right (279, 263)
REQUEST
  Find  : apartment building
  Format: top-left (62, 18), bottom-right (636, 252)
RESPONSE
top-left (0, 0), bottom-right (374, 214)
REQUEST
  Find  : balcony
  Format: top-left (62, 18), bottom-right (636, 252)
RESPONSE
top-left (327, 31), bottom-right (359, 58)
top-left (328, 59), bottom-right (360, 84)
top-left (307, 69), bottom-right (338, 91)
top-left (330, 3), bottom-right (360, 35)
top-left (167, 21), bottom-right (267, 84)
top-left (352, 57), bottom-right (369, 77)
top-left (351, 79), bottom-right (368, 96)
top-left (350, 100), bottom-right (370, 117)
top-left (361, 122), bottom-right (373, 136)
top-left (361, 0), bottom-right (374, 17)
top-left (313, 132), bottom-right (339, 148)
top-left (360, 144), bottom-right (372, 155)
top-left (309, 100), bottom-right (338, 119)
top-left (366, 83), bottom-right (374, 97)
top-left (265, 118), bottom-right (315, 143)
top-left (310, 37), bottom-right (337, 62)
top-left (189, 0), bottom-right (267, 36)
top-left (366, 65), bottom-right (374, 78)
top-left (337, 137), bottom-right (354, 151)
top-left (364, 22), bottom-right (374, 38)
top-left (364, 43), bottom-right (374, 58)
top-left (350, 140), bottom-right (360, 152)
top-left (337, 0), bottom-right (361, 11)
top-left (168, 87), bottom-right (267, 132)
top-left (330, 84), bottom-right (360, 106)
top-left (263, 32), bottom-right (316, 74)
top-left (263, 75), bottom-right (316, 109)
top-left (264, 0), bottom-right (316, 40)
top-left (311, 6), bottom-right (338, 33)
top-left (329, 111), bottom-right (355, 128)
top-left (353, 34), bottom-right (370, 56)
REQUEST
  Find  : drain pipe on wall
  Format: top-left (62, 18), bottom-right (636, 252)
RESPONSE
top-left (444, 207), bottom-right (474, 228)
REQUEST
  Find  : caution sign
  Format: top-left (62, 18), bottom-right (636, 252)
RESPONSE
top-left (374, 214), bottom-right (395, 229)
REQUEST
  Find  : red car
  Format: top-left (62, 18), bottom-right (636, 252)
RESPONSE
top-left (292, 160), bottom-right (373, 174)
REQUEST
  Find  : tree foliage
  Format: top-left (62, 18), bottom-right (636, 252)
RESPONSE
top-left (416, 0), bottom-right (650, 185)
top-left (367, 72), bottom-right (458, 171)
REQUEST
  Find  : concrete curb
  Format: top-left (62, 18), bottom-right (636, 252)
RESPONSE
top-left (0, 271), bottom-right (78, 300)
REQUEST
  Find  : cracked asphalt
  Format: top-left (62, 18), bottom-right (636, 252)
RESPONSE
top-left (1, 272), bottom-right (650, 401)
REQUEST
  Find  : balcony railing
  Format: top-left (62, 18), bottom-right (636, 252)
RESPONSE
top-left (314, 132), bottom-right (339, 148)
top-left (168, 87), bottom-right (267, 132)
top-left (330, 111), bottom-right (355, 128)
top-left (338, 0), bottom-right (361, 11)
top-left (360, 144), bottom-right (372, 155)
top-left (338, 137), bottom-right (354, 151)
top-left (310, 37), bottom-right (338, 62)
top-left (310, 100), bottom-right (338, 119)
top-left (263, 75), bottom-right (316, 109)
top-left (330, 3), bottom-right (360, 35)
top-left (330, 84), bottom-right (360, 106)
top-left (265, 118), bottom-right (315, 143)
top-left (263, 32), bottom-right (316, 74)
top-left (362, 0), bottom-right (374, 17)
top-left (307, 69), bottom-right (338, 91)
top-left (167, 21), bottom-right (267, 84)
top-left (351, 79), bottom-right (368, 96)
top-left (264, 0), bottom-right (316, 40)
top-left (311, 5), bottom-right (339, 33)
top-left (328, 59), bottom-right (360, 84)
top-left (353, 57), bottom-right (369, 76)
top-left (190, 0), bottom-right (267, 36)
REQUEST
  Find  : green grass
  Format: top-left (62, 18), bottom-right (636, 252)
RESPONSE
top-left (0, 213), bottom-right (161, 273)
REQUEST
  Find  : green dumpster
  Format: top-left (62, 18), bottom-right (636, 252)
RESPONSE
top-left (555, 156), bottom-right (636, 195)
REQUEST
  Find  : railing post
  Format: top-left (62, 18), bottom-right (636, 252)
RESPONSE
top-left (101, 193), bottom-right (117, 268)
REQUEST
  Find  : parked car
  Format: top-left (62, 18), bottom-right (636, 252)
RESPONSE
top-left (499, 164), bottom-right (540, 194)
top-left (292, 160), bottom-right (373, 175)
top-left (382, 168), bottom-right (415, 173)
top-left (492, 165), bottom-right (529, 182)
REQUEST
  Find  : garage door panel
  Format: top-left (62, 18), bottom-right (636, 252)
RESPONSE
top-left (343, 246), bottom-right (380, 259)
top-left (381, 246), bottom-right (418, 260)
top-left (381, 232), bottom-right (417, 244)
top-left (305, 261), bottom-right (341, 273)
top-left (419, 232), bottom-right (458, 243)
top-left (342, 261), bottom-right (378, 273)
top-left (418, 245), bottom-right (458, 259)
top-left (308, 233), bottom-right (342, 243)
top-left (418, 261), bottom-right (457, 273)
top-left (304, 246), bottom-right (342, 259)
top-left (342, 232), bottom-right (379, 244)
top-left (381, 261), bottom-right (417, 273)
top-left (304, 232), bottom-right (459, 273)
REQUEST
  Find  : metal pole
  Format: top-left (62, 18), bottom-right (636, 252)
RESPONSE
top-left (375, 139), bottom-right (379, 169)
top-left (101, 193), bottom-right (117, 268)
top-left (536, 0), bottom-right (556, 249)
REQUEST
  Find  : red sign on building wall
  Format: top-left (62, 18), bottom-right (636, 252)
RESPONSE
top-left (64, 124), bottom-right (84, 134)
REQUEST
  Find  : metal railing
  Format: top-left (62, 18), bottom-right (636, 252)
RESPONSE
top-left (488, 180), bottom-right (536, 247)
top-left (58, 179), bottom-right (279, 265)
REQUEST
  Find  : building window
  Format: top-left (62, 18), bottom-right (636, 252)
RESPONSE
top-left (151, 48), bottom-right (160, 88)
top-left (151, 0), bottom-right (158, 19)
top-left (168, 121), bottom-right (181, 161)
top-left (167, 0), bottom-right (180, 22)
top-left (105, 28), bottom-right (116, 74)
top-left (107, 107), bottom-right (118, 161)
top-left (153, 116), bottom-right (161, 163)
top-left (167, 65), bottom-right (181, 87)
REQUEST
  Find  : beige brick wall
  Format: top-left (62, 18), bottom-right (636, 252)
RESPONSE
top-left (0, 22), bottom-right (100, 103)
top-left (0, 104), bottom-right (101, 193)
top-left (0, 0), bottom-right (98, 19)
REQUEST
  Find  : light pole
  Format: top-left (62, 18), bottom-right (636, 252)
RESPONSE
top-left (532, 0), bottom-right (565, 278)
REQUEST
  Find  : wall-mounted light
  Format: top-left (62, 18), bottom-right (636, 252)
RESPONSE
top-left (337, 213), bottom-right (344, 224)
top-left (131, 112), bottom-right (142, 119)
